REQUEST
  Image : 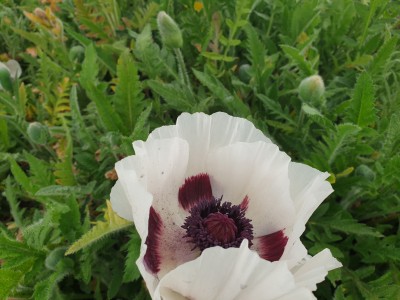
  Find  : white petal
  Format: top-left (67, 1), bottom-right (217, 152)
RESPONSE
top-left (281, 162), bottom-right (333, 264)
top-left (207, 141), bottom-right (296, 236)
top-left (117, 138), bottom-right (197, 278)
top-left (111, 162), bottom-right (152, 240)
top-left (288, 162), bottom-right (333, 224)
top-left (129, 137), bottom-right (189, 222)
top-left (274, 288), bottom-right (316, 300)
top-left (154, 240), bottom-right (306, 300)
top-left (148, 112), bottom-right (271, 176)
top-left (110, 180), bottom-right (134, 221)
top-left (293, 249), bottom-right (342, 291)
top-left (5, 59), bottom-right (22, 79)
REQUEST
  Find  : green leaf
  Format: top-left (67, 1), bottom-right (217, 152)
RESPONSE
top-left (114, 50), bottom-right (144, 134)
top-left (70, 85), bottom-right (97, 149)
top-left (280, 44), bottom-right (314, 75)
top-left (4, 176), bottom-right (23, 228)
top-left (381, 112), bottom-right (400, 158)
top-left (368, 37), bottom-right (397, 74)
top-left (35, 182), bottom-right (95, 197)
top-left (192, 69), bottom-right (250, 116)
top-left (0, 269), bottom-right (24, 299)
top-left (53, 129), bottom-right (76, 186)
top-left (33, 260), bottom-right (71, 300)
top-left (123, 231), bottom-right (141, 282)
top-left (80, 44), bottom-right (124, 132)
top-left (65, 201), bottom-right (133, 255)
top-left (302, 104), bottom-right (334, 130)
top-left (200, 52), bottom-right (236, 62)
top-left (348, 72), bottom-right (376, 127)
top-left (9, 158), bottom-right (37, 194)
top-left (147, 81), bottom-right (192, 111)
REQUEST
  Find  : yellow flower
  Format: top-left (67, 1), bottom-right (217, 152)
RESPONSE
top-left (194, 1), bottom-right (204, 13)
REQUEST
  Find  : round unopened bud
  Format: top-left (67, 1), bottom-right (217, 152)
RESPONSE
top-left (69, 45), bottom-right (85, 63)
top-left (298, 75), bottom-right (325, 106)
top-left (27, 122), bottom-right (50, 145)
top-left (355, 164), bottom-right (376, 182)
top-left (0, 62), bottom-right (13, 92)
top-left (157, 11), bottom-right (183, 49)
top-left (238, 64), bottom-right (252, 84)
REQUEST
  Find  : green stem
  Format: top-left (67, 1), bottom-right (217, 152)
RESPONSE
top-left (174, 48), bottom-right (193, 94)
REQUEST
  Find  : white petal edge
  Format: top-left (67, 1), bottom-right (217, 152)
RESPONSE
top-left (292, 249), bottom-right (342, 292)
top-left (110, 180), bottom-right (134, 221)
top-left (154, 240), bottom-right (312, 300)
top-left (281, 162), bottom-right (333, 265)
top-left (206, 141), bottom-right (296, 236)
top-left (145, 112), bottom-right (272, 176)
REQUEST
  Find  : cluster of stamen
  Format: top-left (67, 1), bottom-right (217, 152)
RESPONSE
top-left (182, 197), bottom-right (253, 251)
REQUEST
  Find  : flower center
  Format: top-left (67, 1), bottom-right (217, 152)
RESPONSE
top-left (182, 197), bottom-right (253, 251)
top-left (203, 213), bottom-right (238, 244)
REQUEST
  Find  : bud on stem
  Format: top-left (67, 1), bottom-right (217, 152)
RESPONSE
top-left (157, 11), bottom-right (183, 49)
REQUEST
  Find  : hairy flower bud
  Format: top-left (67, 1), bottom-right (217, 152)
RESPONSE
top-left (0, 63), bottom-right (12, 92)
top-left (157, 11), bottom-right (183, 49)
top-left (0, 60), bottom-right (22, 92)
top-left (298, 75), bottom-right (325, 106)
top-left (27, 122), bottom-right (50, 145)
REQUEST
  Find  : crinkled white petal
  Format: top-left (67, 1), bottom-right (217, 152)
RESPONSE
top-left (5, 59), bottom-right (22, 79)
top-left (154, 240), bottom-right (312, 300)
top-left (146, 112), bottom-right (271, 176)
top-left (281, 162), bottom-right (333, 265)
top-left (292, 249), bottom-right (342, 291)
top-left (207, 141), bottom-right (296, 236)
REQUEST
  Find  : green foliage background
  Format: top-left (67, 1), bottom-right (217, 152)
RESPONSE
top-left (0, 0), bottom-right (399, 299)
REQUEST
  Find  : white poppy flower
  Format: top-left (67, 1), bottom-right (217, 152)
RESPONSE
top-left (111, 112), bottom-right (341, 298)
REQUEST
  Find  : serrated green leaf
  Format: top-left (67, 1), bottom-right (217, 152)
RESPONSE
top-left (70, 85), bottom-right (97, 149)
top-left (302, 104), bottom-right (334, 130)
top-left (369, 37), bottom-right (397, 74)
top-left (147, 81), bottom-right (192, 111)
top-left (33, 261), bottom-right (71, 300)
top-left (9, 158), bottom-right (37, 194)
top-left (114, 50), bottom-right (144, 134)
top-left (0, 232), bottom-right (42, 259)
top-left (192, 69), bottom-right (250, 116)
top-left (0, 269), bottom-right (24, 299)
top-left (280, 44), bottom-right (313, 75)
top-left (4, 176), bottom-right (23, 228)
top-left (65, 201), bottom-right (133, 255)
top-left (80, 44), bottom-right (123, 132)
top-left (123, 231), bottom-right (141, 282)
top-left (348, 72), bottom-right (376, 127)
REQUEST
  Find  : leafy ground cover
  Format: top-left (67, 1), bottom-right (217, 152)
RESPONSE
top-left (1, 0), bottom-right (400, 299)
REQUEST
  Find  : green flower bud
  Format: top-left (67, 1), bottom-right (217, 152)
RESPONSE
top-left (298, 75), bottom-right (325, 106)
top-left (238, 64), bottom-right (252, 84)
top-left (27, 122), bottom-right (50, 145)
top-left (157, 11), bottom-right (183, 49)
top-left (355, 164), bottom-right (376, 181)
top-left (69, 45), bottom-right (85, 63)
top-left (0, 62), bottom-right (13, 92)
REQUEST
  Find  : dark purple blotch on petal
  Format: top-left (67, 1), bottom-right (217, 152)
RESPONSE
top-left (143, 206), bottom-right (163, 274)
top-left (240, 195), bottom-right (249, 211)
top-left (257, 230), bottom-right (288, 262)
top-left (178, 173), bottom-right (213, 210)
